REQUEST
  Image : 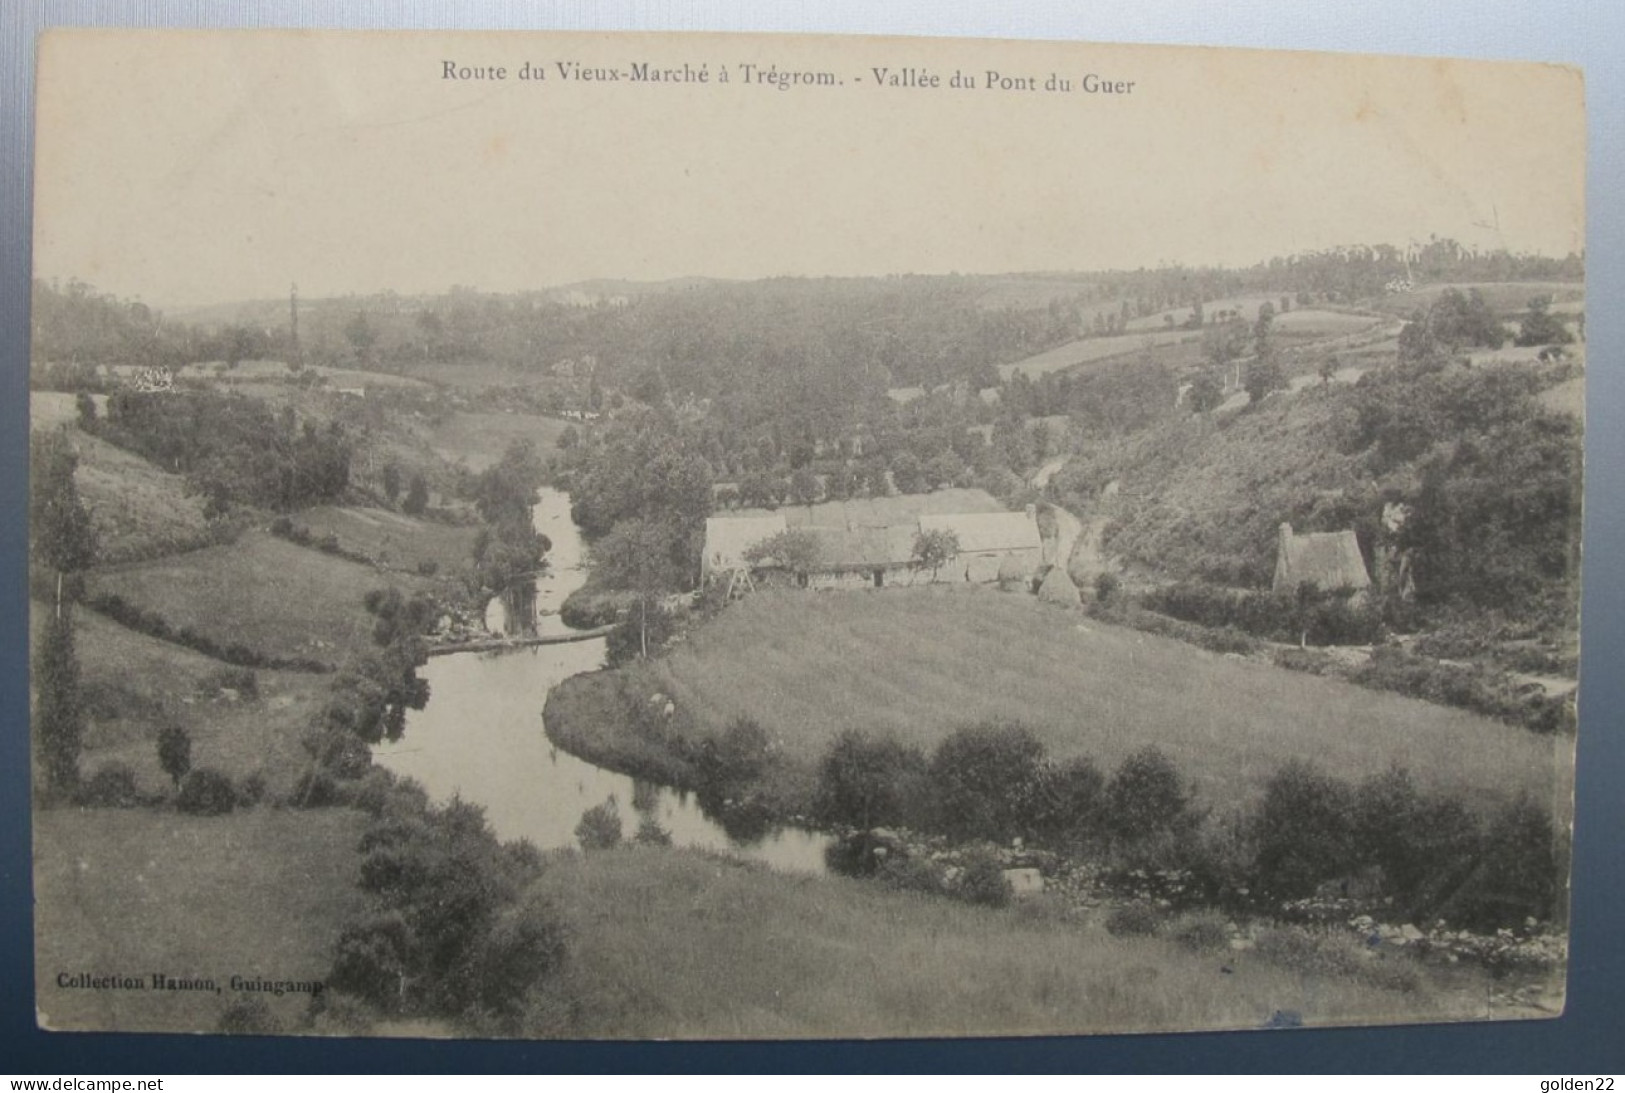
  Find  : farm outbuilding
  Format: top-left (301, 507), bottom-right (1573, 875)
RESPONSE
top-left (1272, 522), bottom-right (1372, 598)
top-left (918, 509), bottom-right (1044, 583)
top-left (700, 514), bottom-right (787, 588)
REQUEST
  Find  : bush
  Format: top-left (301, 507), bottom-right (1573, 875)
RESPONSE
top-left (157, 724), bottom-right (192, 787)
top-left (328, 913), bottom-right (412, 1014)
top-left (346, 767), bottom-right (399, 817)
top-left (1251, 760), bottom-right (1359, 901)
top-left (236, 771), bottom-right (268, 807)
top-left (693, 717), bottom-right (773, 803)
top-left (1448, 795), bottom-right (1563, 931)
top-left (954, 849), bottom-right (1013, 908)
top-left (634, 817), bottom-right (673, 847)
top-left (215, 996), bottom-right (282, 1036)
top-left (1105, 746), bottom-right (1196, 846)
top-left (1170, 910), bottom-right (1232, 953)
top-left (1094, 572), bottom-right (1121, 604)
top-left (1105, 902), bottom-right (1166, 938)
top-left (1029, 755), bottom-right (1106, 848)
top-left (78, 763), bottom-right (142, 808)
top-left (814, 730), bottom-right (927, 830)
top-left (416, 559), bottom-right (440, 577)
top-left (302, 727), bottom-right (372, 780)
top-left (176, 767), bottom-right (237, 815)
top-left (875, 855), bottom-right (945, 896)
top-left (472, 893), bottom-right (570, 1023)
top-left (927, 721), bottom-right (1047, 842)
top-left (575, 798), bottom-right (623, 851)
top-left (288, 769), bottom-right (343, 809)
top-left (1353, 767), bottom-right (1480, 915)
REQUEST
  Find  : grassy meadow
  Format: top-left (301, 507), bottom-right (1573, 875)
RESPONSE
top-left (33, 807), bottom-right (367, 1034)
top-left (88, 529), bottom-right (432, 666)
top-left (641, 587), bottom-right (1568, 813)
top-left (526, 845), bottom-right (1500, 1039)
top-left (32, 600), bottom-right (333, 799)
top-left (295, 504), bottom-right (480, 576)
top-left (417, 410), bottom-right (573, 473)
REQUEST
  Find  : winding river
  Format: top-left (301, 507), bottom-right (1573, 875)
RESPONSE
top-left (374, 487), bottom-right (831, 875)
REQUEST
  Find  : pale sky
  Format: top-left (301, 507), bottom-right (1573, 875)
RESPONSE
top-left (32, 29), bottom-right (1586, 308)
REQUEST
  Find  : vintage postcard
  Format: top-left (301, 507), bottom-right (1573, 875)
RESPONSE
top-left (29, 29), bottom-right (1583, 1038)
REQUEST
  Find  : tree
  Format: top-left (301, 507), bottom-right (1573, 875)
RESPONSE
top-left (594, 517), bottom-right (688, 660)
top-left (927, 722), bottom-right (1047, 841)
top-left (890, 450), bottom-right (925, 494)
top-left (1244, 354), bottom-right (1286, 406)
top-left (742, 528), bottom-right (822, 583)
top-left (157, 724), bottom-right (192, 788)
top-left (34, 611), bottom-right (85, 795)
top-left (911, 528), bottom-right (960, 580)
top-left (788, 467), bottom-right (820, 506)
top-left (1188, 371), bottom-right (1225, 413)
top-left (381, 463), bottom-right (402, 506)
top-left (75, 392), bottom-right (97, 427)
top-left (30, 432), bottom-right (98, 612)
top-left (402, 474), bottom-right (429, 516)
top-left (1514, 296), bottom-right (1574, 348)
top-left (815, 730), bottom-right (926, 830)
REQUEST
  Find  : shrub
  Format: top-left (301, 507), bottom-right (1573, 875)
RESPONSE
top-left (875, 855), bottom-right (945, 896)
top-left (302, 727), bottom-right (372, 780)
top-left (1447, 795), bottom-right (1563, 931)
top-left (1094, 572), bottom-right (1121, 604)
top-left (1353, 767), bottom-right (1480, 915)
top-left (1254, 924), bottom-right (1365, 979)
top-left (927, 721), bottom-right (1047, 842)
top-left (954, 849), bottom-right (1013, 908)
top-left (814, 730), bottom-right (927, 830)
top-left (575, 798), bottom-right (623, 851)
top-left (472, 893), bottom-right (570, 1023)
top-left (634, 817), bottom-right (673, 847)
top-left (177, 768), bottom-right (237, 815)
top-left (1105, 902), bottom-right (1165, 938)
top-left (1029, 755), bottom-right (1106, 848)
top-left (157, 724), bottom-right (192, 787)
top-left (1251, 760), bottom-right (1359, 901)
top-left (288, 769), bottom-right (342, 809)
top-left (416, 559), bottom-right (440, 577)
top-left (1170, 910), bottom-right (1232, 953)
top-left (215, 996), bottom-right (282, 1035)
top-left (78, 763), bottom-right (142, 808)
top-left (328, 913), bottom-right (412, 1014)
top-left (693, 717), bottom-right (773, 803)
top-left (1104, 746), bottom-right (1195, 846)
top-left (236, 771), bottom-right (268, 807)
top-left (346, 767), bottom-right (399, 817)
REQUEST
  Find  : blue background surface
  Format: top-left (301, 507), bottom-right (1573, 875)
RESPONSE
top-left (2, 0), bottom-right (1621, 1073)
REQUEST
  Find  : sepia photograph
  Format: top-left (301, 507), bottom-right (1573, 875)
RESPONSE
top-left (26, 27), bottom-right (1586, 1041)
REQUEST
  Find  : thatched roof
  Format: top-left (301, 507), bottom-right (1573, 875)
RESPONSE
top-left (1037, 564), bottom-right (1082, 606)
top-left (1272, 523), bottom-right (1371, 594)
top-left (806, 525), bottom-right (919, 570)
top-left (702, 514), bottom-right (787, 577)
top-left (918, 511), bottom-right (1042, 554)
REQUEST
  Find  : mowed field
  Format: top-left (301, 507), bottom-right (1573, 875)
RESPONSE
top-left (529, 846), bottom-right (1489, 1039)
top-left (999, 329), bottom-right (1197, 380)
top-left (648, 589), bottom-right (1568, 812)
top-left (419, 410), bottom-right (573, 473)
top-left (88, 530), bottom-right (431, 666)
top-left (34, 807), bottom-right (367, 1034)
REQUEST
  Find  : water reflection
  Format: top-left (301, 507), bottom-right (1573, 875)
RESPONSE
top-left (378, 488), bottom-right (830, 876)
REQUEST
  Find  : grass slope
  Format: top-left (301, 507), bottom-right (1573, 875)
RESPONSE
top-left (296, 505), bottom-right (480, 576)
top-left (88, 530), bottom-right (429, 665)
top-left (32, 600), bottom-right (332, 798)
top-left (643, 588), bottom-right (1565, 811)
top-left (33, 806), bottom-right (367, 1034)
top-left (31, 399), bottom-right (212, 563)
top-left (529, 846), bottom-right (1482, 1039)
top-left (419, 411), bottom-right (572, 473)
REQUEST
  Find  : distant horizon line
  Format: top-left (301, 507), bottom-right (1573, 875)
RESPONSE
top-left (36, 242), bottom-right (1588, 316)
